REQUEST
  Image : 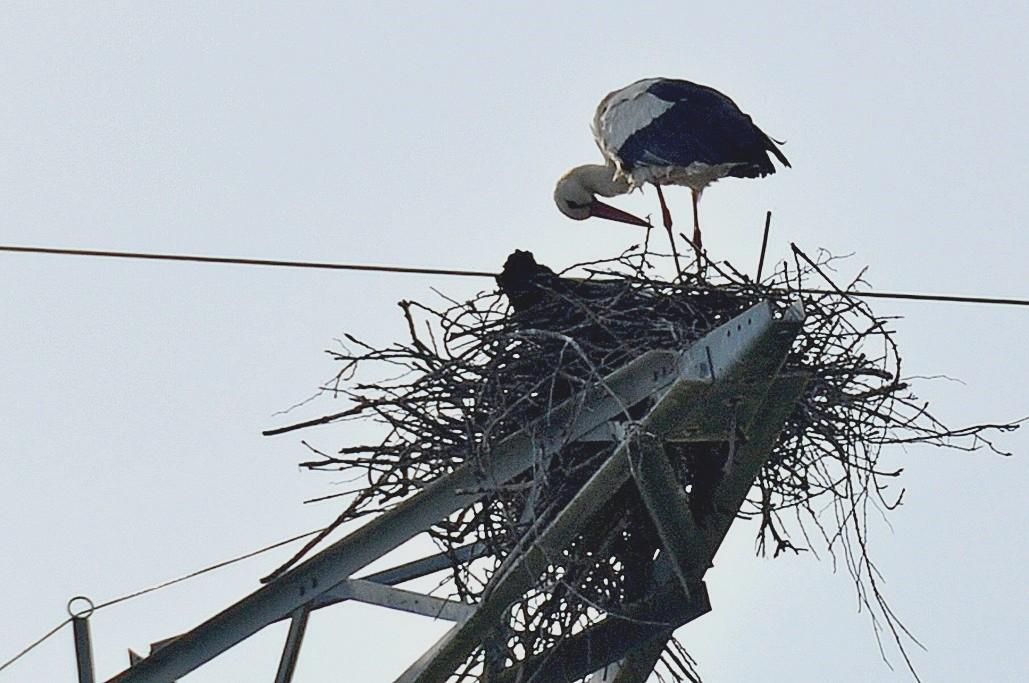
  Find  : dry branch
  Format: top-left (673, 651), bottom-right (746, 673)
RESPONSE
top-left (268, 245), bottom-right (1018, 682)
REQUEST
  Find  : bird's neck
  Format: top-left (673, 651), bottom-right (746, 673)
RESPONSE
top-left (568, 164), bottom-right (630, 198)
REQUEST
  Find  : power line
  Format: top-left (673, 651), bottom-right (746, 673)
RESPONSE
top-left (0, 618), bottom-right (71, 676)
top-left (0, 527), bottom-right (324, 676)
top-left (0, 244), bottom-right (496, 279)
top-left (2, 243), bottom-right (1027, 308)
top-left (91, 528), bottom-right (324, 611)
top-left (795, 288), bottom-right (1022, 306)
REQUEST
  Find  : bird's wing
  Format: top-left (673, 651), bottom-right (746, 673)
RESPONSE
top-left (606, 79), bottom-right (790, 177)
top-left (592, 77), bottom-right (672, 163)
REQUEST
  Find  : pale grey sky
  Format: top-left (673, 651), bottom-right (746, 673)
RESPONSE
top-left (1, 2), bottom-right (1026, 681)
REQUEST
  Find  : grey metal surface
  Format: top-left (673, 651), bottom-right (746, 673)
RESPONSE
top-left (491, 582), bottom-right (711, 683)
top-left (577, 420), bottom-right (627, 442)
top-left (676, 301), bottom-right (774, 382)
top-left (586, 635), bottom-right (670, 683)
top-left (334, 579), bottom-right (475, 622)
top-left (72, 616), bottom-right (96, 683)
top-left (628, 433), bottom-right (706, 599)
top-left (700, 373), bottom-right (809, 554)
top-left (395, 302), bottom-right (795, 683)
top-left (303, 543), bottom-right (486, 614)
top-left (107, 348), bottom-right (681, 683)
top-left (391, 621), bottom-right (466, 683)
top-left (273, 606), bottom-right (310, 683)
top-left (357, 543), bottom-right (485, 587)
top-left (657, 301), bottom-right (802, 441)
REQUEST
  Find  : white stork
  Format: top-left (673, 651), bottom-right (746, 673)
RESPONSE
top-left (554, 77), bottom-right (790, 271)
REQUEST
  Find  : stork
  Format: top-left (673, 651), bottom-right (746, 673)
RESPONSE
top-left (554, 77), bottom-right (790, 273)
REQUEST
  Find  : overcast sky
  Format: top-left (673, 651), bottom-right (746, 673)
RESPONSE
top-left (1, 2), bottom-right (1027, 682)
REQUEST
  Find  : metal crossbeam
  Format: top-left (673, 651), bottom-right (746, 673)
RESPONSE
top-left (355, 543), bottom-right (485, 588)
top-left (334, 579), bottom-right (474, 622)
top-left (295, 542), bottom-right (486, 615)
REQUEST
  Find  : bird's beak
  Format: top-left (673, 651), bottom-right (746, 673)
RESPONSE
top-left (589, 199), bottom-right (650, 228)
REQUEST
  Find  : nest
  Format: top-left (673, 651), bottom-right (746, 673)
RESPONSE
top-left (267, 245), bottom-right (1016, 682)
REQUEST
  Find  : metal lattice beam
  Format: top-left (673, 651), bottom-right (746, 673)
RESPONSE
top-left (273, 606), bottom-right (309, 683)
top-left (334, 580), bottom-right (474, 622)
top-left (107, 348), bottom-right (683, 682)
top-left (628, 432), bottom-right (706, 599)
top-left (106, 301), bottom-right (805, 683)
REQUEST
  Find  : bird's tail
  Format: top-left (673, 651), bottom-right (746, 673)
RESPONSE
top-left (765, 134), bottom-right (791, 168)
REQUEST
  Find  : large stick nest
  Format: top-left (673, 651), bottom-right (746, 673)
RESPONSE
top-left (267, 245), bottom-right (1016, 682)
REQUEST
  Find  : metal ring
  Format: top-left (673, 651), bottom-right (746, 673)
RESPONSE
top-left (67, 595), bottom-right (95, 619)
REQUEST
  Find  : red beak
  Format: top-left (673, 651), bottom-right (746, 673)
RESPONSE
top-left (589, 199), bottom-right (651, 228)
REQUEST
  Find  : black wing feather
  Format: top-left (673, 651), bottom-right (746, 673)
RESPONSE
top-left (617, 79), bottom-right (789, 177)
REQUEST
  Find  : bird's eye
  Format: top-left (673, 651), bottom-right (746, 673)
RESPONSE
top-left (566, 200), bottom-right (589, 210)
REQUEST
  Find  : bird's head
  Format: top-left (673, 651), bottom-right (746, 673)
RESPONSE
top-left (553, 165), bottom-right (650, 227)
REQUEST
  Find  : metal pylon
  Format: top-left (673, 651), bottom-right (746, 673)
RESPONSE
top-left (102, 299), bottom-right (806, 683)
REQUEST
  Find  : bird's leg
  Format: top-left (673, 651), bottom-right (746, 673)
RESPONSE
top-left (691, 189), bottom-right (703, 248)
top-left (691, 188), bottom-right (705, 276)
top-left (654, 184), bottom-right (682, 277)
top-left (656, 183), bottom-right (673, 230)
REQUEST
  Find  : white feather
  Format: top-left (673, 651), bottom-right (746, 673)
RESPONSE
top-left (591, 78), bottom-right (674, 173)
top-left (629, 161), bottom-right (743, 192)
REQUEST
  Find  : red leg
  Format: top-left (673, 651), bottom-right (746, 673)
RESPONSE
top-left (655, 184), bottom-right (682, 277)
top-left (656, 183), bottom-right (673, 231)
top-left (691, 189), bottom-right (702, 249)
top-left (691, 189), bottom-right (705, 276)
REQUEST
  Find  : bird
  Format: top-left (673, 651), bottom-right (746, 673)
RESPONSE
top-left (554, 77), bottom-right (790, 273)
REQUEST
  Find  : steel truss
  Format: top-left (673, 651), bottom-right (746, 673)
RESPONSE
top-left (88, 299), bottom-right (805, 683)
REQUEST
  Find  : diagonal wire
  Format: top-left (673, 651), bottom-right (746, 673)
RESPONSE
top-left (92, 528), bottom-right (324, 610)
top-left (0, 618), bottom-right (72, 675)
top-left (0, 527), bottom-right (324, 676)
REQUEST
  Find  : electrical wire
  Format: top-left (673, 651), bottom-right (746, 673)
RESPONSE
top-left (0, 244), bottom-right (495, 278)
top-left (0, 619), bottom-right (72, 676)
top-left (0, 527), bottom-right (324, 676)
top-left (91, 528), bottom-right (324, 610)
top-left (2, 243), bottom-right (1026, 308)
